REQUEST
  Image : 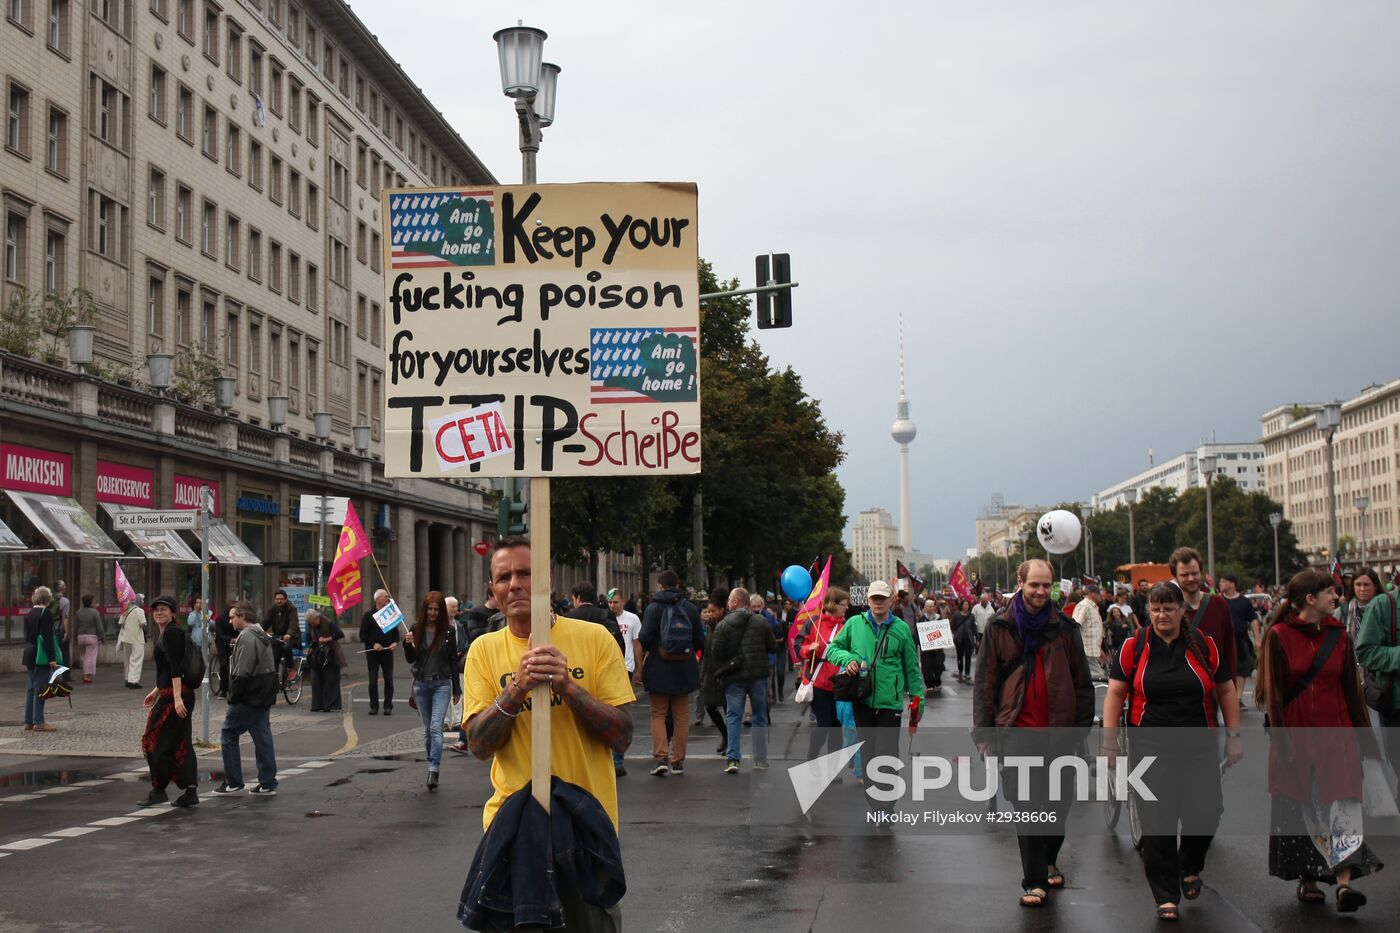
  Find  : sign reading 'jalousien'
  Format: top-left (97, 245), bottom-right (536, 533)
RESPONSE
top-left (380, 182), bottom-right (701, 478)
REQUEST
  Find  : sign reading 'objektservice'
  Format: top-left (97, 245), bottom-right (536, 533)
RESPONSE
top-left (380, 183), bottom-right (701, 478)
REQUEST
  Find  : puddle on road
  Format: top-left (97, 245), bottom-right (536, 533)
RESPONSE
top-left (306, 810), bottom-right (333, 818)
top-left (326, 766), bottom-right (400, 787)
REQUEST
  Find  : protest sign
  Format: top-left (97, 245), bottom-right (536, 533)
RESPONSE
top-left (916, 619), bottom-right (955, 652)
top-left (373, 599), bottom-right (405, 634)
top-left (382, 182), bottom-right (702, 479)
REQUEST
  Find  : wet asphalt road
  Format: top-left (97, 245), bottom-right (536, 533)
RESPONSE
top-left (0, 683), bottom-right (1396, 932)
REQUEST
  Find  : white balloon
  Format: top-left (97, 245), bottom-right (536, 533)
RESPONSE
top-left (1036, 510), bottom-right (1083, 555)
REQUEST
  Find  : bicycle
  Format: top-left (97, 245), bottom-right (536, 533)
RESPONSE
top-left (204, 637), bottom-right (222, 698)
top-left (280, 648), bottom-right (306, 705)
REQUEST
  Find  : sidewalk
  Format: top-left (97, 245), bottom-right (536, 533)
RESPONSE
top-left (0, 663), bottom-right (357, 760)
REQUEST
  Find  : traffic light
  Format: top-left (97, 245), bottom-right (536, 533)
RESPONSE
top-left (755, 253), bottom-right (792, 329)
top-left (497, 496), bottom-right (528, 536)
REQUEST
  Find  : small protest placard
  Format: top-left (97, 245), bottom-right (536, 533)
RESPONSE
top-left (849, 585), bottom-right (868, 607)
top-left (373, 599), bottom-right (405, 633)
top-left (915, 620), bottom-right (954, 652)
top-left (426, 401), bottom-right (513, 472)
top-left (307, 594), bottom-right (332, 607)
top-left (49, 665), bottom-right (70, 684)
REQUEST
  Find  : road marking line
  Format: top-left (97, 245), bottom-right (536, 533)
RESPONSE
top-left (46, 826), bottom-right (103, 838)
top-left (36, 786), bottom-right (80, 795)
top-left (89, 817), bottom-right (139, 826)
top-left (124, 809), bottom-right (171, 817)
top-left (278, 768), bottom-right (309, 776)
top-left (1, 794), bottom-right (48, 802)
top-left (71, 779), bottom-right (115, 787)
top-left (0, 838), bottom-right (60, 851)
top-left (300, 760), bottom-right (333, 768)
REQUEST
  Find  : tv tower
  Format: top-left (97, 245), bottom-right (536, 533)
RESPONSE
top-left (890, 315), bottom-right (917, 553)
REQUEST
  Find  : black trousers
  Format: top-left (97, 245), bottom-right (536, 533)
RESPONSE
top-left (807, 687), bottom-right (842, 760)
top-left (853, 704), bottom-right (901, 809)
top-left (955, 640), bottom-right (973, 677)
top-left (1135, 734), bottom-right (1222, 905)
top-left (999, 731), bottom-right (1075, 890)
top-left (311, 665), bottom-right (342, 710)
top-left (366, 651), bottom-right (395, 709)
top-left (920, 649), bottom-right (944, 690)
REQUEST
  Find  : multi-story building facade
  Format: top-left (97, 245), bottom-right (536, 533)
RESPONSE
top-left (0, 1), bottom-right (642, 664)
top-left (1093, 443), bottom-right (1266, 511)
top-left (850, 507), bottom-right (897, 584)
top-left (1260, 381), bottom-right (1400, 562)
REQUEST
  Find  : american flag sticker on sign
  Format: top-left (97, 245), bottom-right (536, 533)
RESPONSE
top-left (589, 327), bottom-right (699, 404)
top-left (389, 191), bottom-right (495, 269)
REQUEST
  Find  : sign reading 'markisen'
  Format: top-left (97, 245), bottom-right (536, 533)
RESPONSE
top-left (381, 182), bottom-right (701, 478)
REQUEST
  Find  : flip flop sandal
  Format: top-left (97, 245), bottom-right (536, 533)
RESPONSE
top-left (1296, 883), bottom-right (1326, 904)
top-left (1337, 886), bottom-right (1367, 913)
top-left (1047, 867), bottom-right (1066, 889)
top-left (1020, 888), bottom-right (1048, 908)
top-left (1181, 876), bottom-right (1203, 900)
top-left (1156, 905), bottom-right (1180, 922)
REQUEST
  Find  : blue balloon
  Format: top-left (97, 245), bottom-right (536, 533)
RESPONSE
top-left (781, 565), bottom-right (814, 602)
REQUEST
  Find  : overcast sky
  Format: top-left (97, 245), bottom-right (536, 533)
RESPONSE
top-left (359, 1), bottom-right (1400, 557)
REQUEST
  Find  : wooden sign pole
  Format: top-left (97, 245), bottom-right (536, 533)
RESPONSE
top-left (529, 476), bottom-right (552, 810)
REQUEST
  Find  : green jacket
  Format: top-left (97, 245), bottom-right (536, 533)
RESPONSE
top-left (1356, 591), bottom-right (1400, 712)
top-left (826, 611), bottom-right (924, 710)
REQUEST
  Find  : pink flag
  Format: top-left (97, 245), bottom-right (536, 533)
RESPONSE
top-left (326, 502), bottom-right (373, 615)
top-left (788, 556), bottom-right (831, 663)
top-left (114, 561), bottom-right (137, 609)
top-left (949, 561), bottom-right (974, 602)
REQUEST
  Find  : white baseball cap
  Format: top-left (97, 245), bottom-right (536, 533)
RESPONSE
top-left (868, 580), bottom-right (893, 599)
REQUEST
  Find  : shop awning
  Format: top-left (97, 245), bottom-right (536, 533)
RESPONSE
top-left (3, 490), bottom-right (123, 556)
top-left (0, 514), bottom-right (25, 550)
top-left (98, 504), bottom-right (202, 563)
top-left (205, 520), bottom-right (263, 566)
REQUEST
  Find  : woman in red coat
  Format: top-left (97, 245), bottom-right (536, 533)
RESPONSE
top-left (1256, 569), bottom-right (1383, 913)
top-left (796, 587), bottom-right (849, 765)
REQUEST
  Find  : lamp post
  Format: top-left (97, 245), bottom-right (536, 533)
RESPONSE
top-left (215, 375), bottom-right (236, 411)
top-left (1355, 494), bottom-right (1370, 568)
top-left (1200, 454), bottom-right (1217, 581)
top-left (1018, 528), bottom-right (1029, 565)
top-left (1318, 402), bottom-right (1343, 563)
top-left (1125, 488), bottom-right (1138, 564)
top-left (267, 395), bottom-right (288, 430)
top-left (1080, 505), bottom-right (1093, 579)
top-left (311, 412), bottom-right (333, 603)
top-left (1269, 511), bottom-right (1283, 589)
top-left (146, 352), bottom-right (173, 392)
top-left (67, 324), bottom-right (95, 373)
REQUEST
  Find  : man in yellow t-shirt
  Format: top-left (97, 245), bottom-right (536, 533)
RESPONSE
top-left (464, 536), bottom-right (636, 834)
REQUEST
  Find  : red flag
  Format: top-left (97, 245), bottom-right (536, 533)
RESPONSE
top-left (327, 502), bottom-right (373, 615)
top-left (114, 561), bottom-right (137, 609)
top-left (789, 556), bottom-right (831, 662)
top-left (949, 561), bottom-right (974, 601)
top-left (1331, 559), bottom-right (1344, 589)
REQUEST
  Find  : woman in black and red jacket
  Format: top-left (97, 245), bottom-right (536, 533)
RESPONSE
top-left (1101, 581), bottom-right (1243, 922)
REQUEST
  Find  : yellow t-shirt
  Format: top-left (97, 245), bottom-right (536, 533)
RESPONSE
top-left (465, 615), bottom-right (635, 831)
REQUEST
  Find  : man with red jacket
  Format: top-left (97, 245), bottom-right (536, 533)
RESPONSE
top-left (1169, 547), bottom-right (1238, 687)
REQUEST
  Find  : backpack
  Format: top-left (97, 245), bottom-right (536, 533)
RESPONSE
top-left (658, 600), bottom-right (696, 660)
top-left (182, 628), bottom-right (205, 685)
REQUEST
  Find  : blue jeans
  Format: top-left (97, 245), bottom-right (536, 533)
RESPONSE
top-left (24, 667), bottom-right (48, 725)
top-left (415, 678), bottom-right (452, 770)
top-left (220, 703), bottom-right (277, 788)
top-left (724, 679), bottom-right (769, 763)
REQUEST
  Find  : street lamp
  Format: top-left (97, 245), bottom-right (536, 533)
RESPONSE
top-left (493, 23), bottom-right (560, 186)
top-left (1269, 511), bottom-right (1283, 589)
top-left (1200, 454), bottom-right (1217, 581)
top-left (67, 323), bottom-right (95, 372)
top-left (145, 351), bottom-right (173, 391)
top-left (267, 395), bottom-right (288, 431)
top-left (1125, 487), bottom-right (1138, 564)
top-left (215, 375), bottom-right (236, 411)
top-left (1318, 402), bottom-right (1343, 562)
top-left (312, 411), bottom-right (333, 443)
top-left (353, 425), bottom-right (371, 455)
top-left (1355, 493), bottom-right (1370, 567)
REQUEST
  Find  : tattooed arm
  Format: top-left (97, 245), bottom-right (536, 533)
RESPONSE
top-left (465, 681), bottom-right (527, 760)
top-left (556, 680), bottom-right (633, 756)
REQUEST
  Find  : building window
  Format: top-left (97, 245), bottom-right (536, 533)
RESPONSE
top-left (329, 319), bottom-right (347, 365)
top-left (248, 139), bottom-right (262, 190)
top-left (268, 239), bottom-right (281, 292)
top-left (371, 370), bottom-right (381, 439)
top-left (224, 306), bottom-right (239, 366)
top-left (176, 0), bottom-right (192, 42)
top-left (306, 340), bottom-right (318, 408)
top-left (356, 364), bottom-right (367, 420)
top-left (224, 213), bottom-right (239, 269)
top-left (226, 22), bottom-right (242, 81)
top-left (370, 230), bottom-right (381, 273)
top-left (305, 92), bottom-right (318, 146)
top-left (329, 154), bottom-right (347, 205)
top-left (267, 0), bottom-right (280, 26)
top-left (147, 274), bottom-right (164, 335)
top-left (287, 169), bottom-right (300, 217)
top-left (370, 301), bottom-right (381, 347)
top-left (305, 262), bottom-right (317, 311)
top-left (97, 0), bottom-right (122, 31)
top-left (225, 122), bottom-right (240, 175)
top-left (200, 293), bottom-right (217, 356)
top-left (247, 227), bottom-right (261, 281)
top-left (354, 73), bottom-right (365, 111)
top-left (202, 2), bottom-right (219, 62)
top-left (321, 39), bottom-right (334, 80)
top-left (338, 58), bottom-right (349, 98)
top-left (355, 221), bottom-right (366, 264)
top-left (288, 251), bottom-right (300, 303)
top-left (151, 0), bottom-right (166, 20)
top-left (269, 324), bottom-right (282, 387)
top-left (43, 227), bottom-right (63, 293)
top-left (149, 63), bottom-right (167, 123)
top-left (305, 21), bottom-right (317, 62)
top-left (91, 78), bottom-right (128, 151)
top-left (369, 152), bottom-right (381, 197)
top-left (175, 282), bottom-right (192, 346)
top-left (355, 138), bottom-right (367, 188)
top-left (355, 293), bottom-right (366, 338)
top-left (201, 104), bottom-right (217, 159)
top-left (288, 79), bottom-right (301, 133)
top-left (286, 4), bottom-right (299, 45)
top-left (4, 213), bottom-right (25, 284)
top-left (249, 40), bottom-right (263, 97)
top-left (7, 82), bottom-right (31, 157)
top-left (328, 236), bottom-right (347, 285)
top-left (175, 184), bottom-right (191, 243)
top-left (200, 199), bottom-right (216, 257)
top-left (305, 182), bottom-right (318, 229)
top-left (288, 330), bottom-right (300, 400)
top-left (147, 166), bottom-right (166, 230)
top-left (92, 193), bottom-right (120, 260)
top-left (268, 58), bottom-right (283, 115)
top-left (44, 106), bottom-right (66, 175)
top-left (176, 84), bottom-right (193, 142)
top-left (268, 155), bottom-right (283, 203)
top-left (47, 0), bottom-right (68, 54)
